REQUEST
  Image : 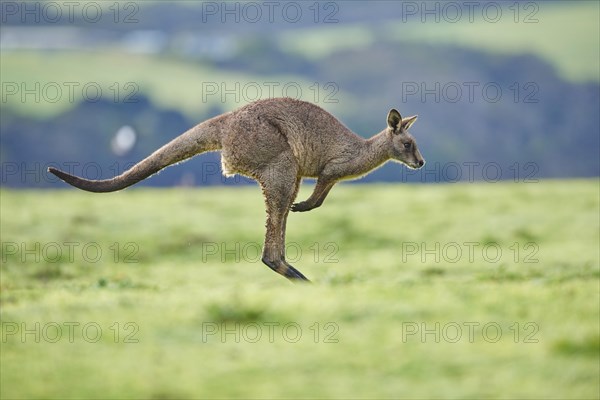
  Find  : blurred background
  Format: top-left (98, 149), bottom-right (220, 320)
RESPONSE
top-left (1, 3), bottom-right (599, 399)
top-left (1, 0), bottom-right (598, 188)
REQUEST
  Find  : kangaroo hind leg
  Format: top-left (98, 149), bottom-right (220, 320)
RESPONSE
top-left (259, 165), bottom-right (308, 282)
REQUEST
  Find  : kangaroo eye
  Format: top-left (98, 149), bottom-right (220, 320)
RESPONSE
top-left (403, 143), bottom-right (412, 149)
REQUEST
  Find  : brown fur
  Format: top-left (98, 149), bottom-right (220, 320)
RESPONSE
top-left (49, 98), bottom-right (425, 281)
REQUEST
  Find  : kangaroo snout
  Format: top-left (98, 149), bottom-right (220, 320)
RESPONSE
top-left (407, 159), bottom-right (425, 169)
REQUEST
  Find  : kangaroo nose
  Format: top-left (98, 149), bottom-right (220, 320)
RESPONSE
top-left (418, 160), bottom-right (425, 167)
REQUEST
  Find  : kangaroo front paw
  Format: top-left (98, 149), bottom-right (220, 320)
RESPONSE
top-left (291, 201), bottom-right (312, 212)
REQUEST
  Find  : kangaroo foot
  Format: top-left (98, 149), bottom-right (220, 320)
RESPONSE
top-left (262, 257), bottom-right (310, 282)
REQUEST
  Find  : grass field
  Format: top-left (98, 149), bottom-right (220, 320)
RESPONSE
top-left (1, 180), bottom-right (599, 399)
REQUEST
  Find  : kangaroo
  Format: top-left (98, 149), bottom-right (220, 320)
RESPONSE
top-left (49, 98), bottom-right (425, 282)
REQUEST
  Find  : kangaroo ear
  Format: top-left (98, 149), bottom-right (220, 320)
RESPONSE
top-left (387, 109), bottom-right (402, 133)
top-left (402, 115), bottom-right (418, 131)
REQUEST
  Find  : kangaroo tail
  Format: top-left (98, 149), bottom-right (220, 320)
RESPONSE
top-left (48, 116), bottom-right (224, 193)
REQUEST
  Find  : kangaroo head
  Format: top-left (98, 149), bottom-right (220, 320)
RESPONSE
top-left (386, 109), bottom-right (425, 169)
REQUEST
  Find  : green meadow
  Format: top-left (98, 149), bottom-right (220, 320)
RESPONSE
top-left (1, 180), bottom-right (598, 399)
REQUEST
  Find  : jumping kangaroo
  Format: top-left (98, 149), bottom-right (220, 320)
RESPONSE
top-left (49, 98), bottom-right (425, 282)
